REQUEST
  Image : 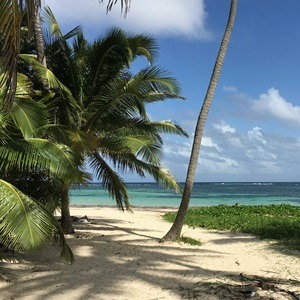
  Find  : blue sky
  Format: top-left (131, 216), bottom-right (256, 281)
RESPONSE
top-left (44, 0), bottom-right (300, 182)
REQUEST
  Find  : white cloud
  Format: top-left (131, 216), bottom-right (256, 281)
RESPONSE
top-left (247, 127), bottom-right (267, 145)
top-left (163, 141), bottom-right (191, 158)
top-left (252, 88), bottom-right (300, 126)
top-left (161, 122), bottom-right (300, 181)
top-left (202, 137), bottom-right (223, 152)
top-left (44, 0), bottom-right (211, 40)
top-left (199, 152), bottom-right (240, 174)
top-left (213, 120), bottom-right (236, 134)
top-left (228, 137), bottom-right (244, 149)
top-left (222, 85), bottom-right (238, 92)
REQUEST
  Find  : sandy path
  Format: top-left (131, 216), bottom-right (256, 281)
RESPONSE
top-left (0, 207), bottom-right (299, 299)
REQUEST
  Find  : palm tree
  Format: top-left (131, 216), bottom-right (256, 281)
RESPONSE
top-left (161, 0), bottom-right (238, 242)
top-left (41, 8), bottom-right (187, 233)
top-left (0, 0), bottom-right (131, 109)
top-left (0, 80), bottom-right (82, 262)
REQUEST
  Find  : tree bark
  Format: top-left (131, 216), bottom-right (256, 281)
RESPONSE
top-left (33, 6), bottom-right (50, 90)
top-left (161, 0), bottom-right (238, 242)
top-left (33, 6), bottom-right (47, 67)
top-left (60, 184), bottom-right (75, 234)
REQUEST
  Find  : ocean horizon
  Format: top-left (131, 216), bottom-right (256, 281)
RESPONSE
top-left (70, 182), bottom-right (300, 207)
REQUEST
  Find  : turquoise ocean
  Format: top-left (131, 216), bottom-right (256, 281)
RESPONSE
top-left (70, 182), bottom-right (300, 207)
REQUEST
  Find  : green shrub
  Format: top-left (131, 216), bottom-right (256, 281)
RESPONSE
top-left (163, 204), bottom-right (300, 250)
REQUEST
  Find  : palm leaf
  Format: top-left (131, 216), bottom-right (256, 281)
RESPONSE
top-left (19, 54), bottom-right (81, 125)
top-left (19, 54), bottom-right (75, 96)
top-left (99, 135), bottom-right (162, 165)
top-left (112, 119), bottom-right (189, 138)
top-left (0, 179), bottom-right (74, 263)
top-left (89, 152), bottom-right (130, 210)
top-left (11, 97), bottom-right (47, 138)
top-left (0, 140), bottom-right (51, 174)
top-left (118, 156), bottom-right (182, 194)
top-left (25, 138), bottom-right (86, 183)
top-left (86, 78), bottom-right (147, 130)
top-left (100, 0), bottom-right (131, 17)
top-left (43, 6), bottom-right (82, 39)
top-left (130, 66), bottom-right (183, 101)
top-left (86, 28), bottom-right (132, 90)
top-left (0, 137), bottom-right (85, 184)
top-left (0, 0), bottom-right (22, 109)
top-left (0, 0), bottom-right (43, 108)
top-left (147, 120), bottom-right (189, 137)
top-left (127, 34), bottom-right (158, 64)
top-left (42, 124), bottom-right (98, 153)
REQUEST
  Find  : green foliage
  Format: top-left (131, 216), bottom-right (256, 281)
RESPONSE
top-left (0, 180), bottom-right (74, 263)
top-left (163, 204), bottom-right (300, 249)
top-left (42, 8), bottom-right (187, 209)
top-left (178, 236), bottom-right (202, 246)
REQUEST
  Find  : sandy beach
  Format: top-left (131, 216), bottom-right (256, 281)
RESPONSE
top-left (1, 206), bottom-right (300, 299)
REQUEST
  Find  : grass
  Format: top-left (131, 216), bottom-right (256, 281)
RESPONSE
top-left (163, 204), bottom-right (300, 250)
top-left (178, 236), bottom-right (202, 246)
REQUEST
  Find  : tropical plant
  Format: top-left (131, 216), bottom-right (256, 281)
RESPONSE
top-left (0, 79), bottom-right (84, 262)
top-left (0, 0), bottom-right (131, 109)
top-left (161, 0), bottom-right (238, 242)
top-left (40, 8), bottom-right (188, 233)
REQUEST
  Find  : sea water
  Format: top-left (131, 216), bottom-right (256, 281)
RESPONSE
top-left (70, 182), bottom-right (300, 207)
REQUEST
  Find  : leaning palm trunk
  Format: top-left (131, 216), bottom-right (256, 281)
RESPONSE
top-left (161, 0), bottom-right (238, 242)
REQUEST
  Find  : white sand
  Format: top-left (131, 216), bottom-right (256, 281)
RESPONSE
top-left (0, 207), bottom-right (299, 299)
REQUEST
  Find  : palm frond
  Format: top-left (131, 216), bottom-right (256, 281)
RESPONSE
top-left (42, 124), bottom-right (98, 153)
top-left (148, 120), bottom-right (189, 138)
top-left (99, 135), bottom-right (162, 165)
top-left (130, 66), bottom-right (183, 100)
top-left (111, 118), bottom-right (188, 138)
top-left (122, 157), bottom-right (182, 194)
top-left (0, 0), bottom-right (22, 109)
top-left (0, 140), bottom-right (50, 174)
top-left (127, 34), bottom-right (158, 64)
top-left (11, 97), bottom-right (47, 138)
top-left (89, 152), bottom-right (130, 210)
top-left (19, 54), bottom-right (74, 96)
top-left (0, 179), bottom-right (74, 263)
top-left (86, 78), bottom-right (146, 130)
top-left (98, 151), bottom-right (181, 194)
top-left (19, 54), bottom-right (81, 125)
top-left (86, 28), bottom-right (132, 91)
top-left (25, 138), bottom-right (86, 183)
top-left (100, 0), bottom-right (131, 17)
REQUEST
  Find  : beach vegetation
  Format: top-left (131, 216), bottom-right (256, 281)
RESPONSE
top-left (0, 0), bottom-right (130, 108)
top-left (163, 204), bottom-right (300, 250)
top-left (161, 0), bottom-right (238, 242)
top-left (0, 0), bottom-right (186, 258)
top-left (1, 4), bottom-right (188, 238)
top-left (0, 91), bottom-right (78, 262)
top-left (41, 7), bottom-right (187, 233)
top-left (178, 236), bottom-right (202, 246)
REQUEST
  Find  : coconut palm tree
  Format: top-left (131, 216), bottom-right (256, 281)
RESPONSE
top-left (0, 78), bottom-right (83, 262)
top-left (40, 8), bottom-right (187, 233)
top-left (161, 0), bottom-right (238, 242)
top-left (0, 0), bottom-right (131, 109)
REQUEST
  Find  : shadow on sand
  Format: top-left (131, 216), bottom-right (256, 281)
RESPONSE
top-left (1, 217), bottom-right (300, 300)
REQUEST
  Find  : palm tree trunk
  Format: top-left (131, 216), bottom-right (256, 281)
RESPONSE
top-left (161, 0), bottom-right (238, 242)
top-left (60, 184), bottom-right (75, 234)
top-left (33, 7), bottom-right (46, 67)
top-left (33, 6), bottom-right (50, 91)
